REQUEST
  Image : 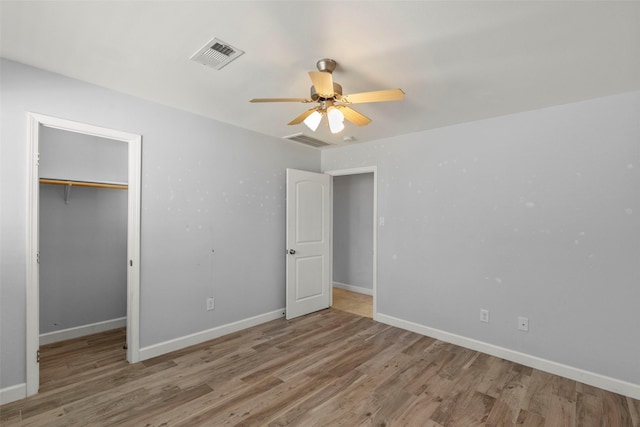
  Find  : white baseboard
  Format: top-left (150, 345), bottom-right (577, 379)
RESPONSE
top-left (139, 309), bottom-right (285, 361)
top-left (39, 317), bottom-right (127, 345)
top-left (375, 313), bottom-right (640, 400)
top-left (333, 281), bottom-right (373, 296)
top-left (0, 382), bottom-right (26, 405)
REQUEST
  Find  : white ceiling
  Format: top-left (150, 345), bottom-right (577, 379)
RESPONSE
top-left (2, 1), bottom-right (639, 148)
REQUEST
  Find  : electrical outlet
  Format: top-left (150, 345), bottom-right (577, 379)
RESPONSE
top-left (206, 297), bottom-right (215, 311)
top-left (480, 309), bottom-right (489, 323)
top-left (518, 316), bottom-right (529, 331)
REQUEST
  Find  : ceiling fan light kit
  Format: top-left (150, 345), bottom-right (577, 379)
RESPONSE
top-left (303, 110), bottom-right (323, 131)
top-left (250, 58), bottom-right (404, 135)
top-left (327, 106), bottom-right (345, 133)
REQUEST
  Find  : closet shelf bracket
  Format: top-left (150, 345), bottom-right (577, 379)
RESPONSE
top-left (64, 184), bottom-right (71, 204)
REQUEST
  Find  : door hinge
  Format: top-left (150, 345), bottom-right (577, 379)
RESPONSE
top-left (37, 350), bottom-right (40, 363)
top-left (129, 260), bottom-right (133, 267)
top-left (37, 252), bottom-right (40, 264)
top-left (36, 152), bottom-right (40, 166)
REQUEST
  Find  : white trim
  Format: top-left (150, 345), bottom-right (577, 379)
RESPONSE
top-left (26, 114), bottom-right (40, 396)
top-left (139, 309), bottom-right (285, 361)
top-left (376, 313), bottom-right (640, 400)
top-left (325, 166), bottom-right (377, 177)
top-left (126, 132), bottom-right (142, 363)
top-left (324, 166), bottom-right (378, 317)
top-left (0, 383), bottom-right (26, 405)
top-left (332, 281), bottom-right (373, 296)
top-left (26, 113), bottom-right (142, 397)
top-left (39, 317), bottom-right (127, 345)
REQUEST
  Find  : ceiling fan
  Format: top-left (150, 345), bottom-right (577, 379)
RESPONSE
top-left (249, 59), bottom-right (404, 134)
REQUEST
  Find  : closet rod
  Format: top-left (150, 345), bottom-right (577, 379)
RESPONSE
top-left (39, 178), bottom-right (128, 190)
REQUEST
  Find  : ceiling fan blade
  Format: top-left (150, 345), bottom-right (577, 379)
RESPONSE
top-left (341, 89), bottom-right (405, 104)
top-left (250, 98), bottom-right (312, 103)
top-left (336, 105), bottom-right (372, 126)
top-left (308, 71), bottom-right (334, 98)
top-left (288, 108), bottom-right (319, 125)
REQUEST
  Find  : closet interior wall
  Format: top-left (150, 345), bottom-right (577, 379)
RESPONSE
top-left (38, 126), bottom-right (128, 341)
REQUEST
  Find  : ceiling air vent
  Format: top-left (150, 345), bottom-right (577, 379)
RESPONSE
top-left (283, 133), bottom-right (332, 148)
top-left (190, 38), bottom-right (244, 70)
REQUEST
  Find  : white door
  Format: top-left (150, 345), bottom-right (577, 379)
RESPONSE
top-left (286, 168), bottom-right (331, 319)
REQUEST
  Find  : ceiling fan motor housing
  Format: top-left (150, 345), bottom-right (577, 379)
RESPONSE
top-left (310, 82), bottom-right (342, 101)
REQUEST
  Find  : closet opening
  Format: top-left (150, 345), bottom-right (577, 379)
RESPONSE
top-left (26, 113), bottom-right (141, 397)
top-left (38, 131), bottom-right (129, 352)
top-left (326, 167), bottom-right (377, 320)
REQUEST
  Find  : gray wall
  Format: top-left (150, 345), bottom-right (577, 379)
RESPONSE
top-left (39, 185), bottom-right (127, 333)
top-left (0, 59), bottom-right (320, 389)
top-left (322, 90), bottom-right (640, 386)
top-left (332, 173), bottom-right (374, 290)
top-left (39, 126), bottom-right (128, 183)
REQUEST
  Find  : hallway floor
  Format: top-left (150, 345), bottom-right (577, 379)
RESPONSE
top-left (332, 287), bottom-right (373, 318)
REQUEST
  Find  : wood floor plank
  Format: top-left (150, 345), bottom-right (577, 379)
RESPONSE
top-left (171, 375), bottom-right (284, 426)
top-left (267, 369), bottom-right (365, 426)
top-left (293, 352), bottom-right (416, 427)
top-left (403, 350), bottom-right (456, 396)
top-left (523, 369), bottom-right (556, 418)
top-left (485, 371), bottom-right (532, 425)
top-left (545, 394), bottom-right (576, 427)
top-left (576, 391), bottom-right (603, 427)
top-left (217, 371), bottom-right (338, 426)
top-left (517, 408), bottom-right (546, 426)
top-left (628, 396), bottom-right (640, 427)
top-left (368, 385), bottom-right (417, 426)
top-left (602, 390), bottom-right (633, 427)
top-left (2, 308), bottom-right (637, 426)
top-left (476, 356), bottom-right (516, 398)
top-left (396, 390), bottom-right (445, 425)
top-left (137, 377), bottom-right (251, 426)
top-left (431, 389), bottom-right (496, 427)
top-left (285, 322), bottom-right (392, 379)
top-left (402, 335), bottom-right (438, 357)
top-left (333, 350), bottom-right (422, 425)
top-left (104, 383), bottom-right (212, 427)
top-left (430, 352), bottom-right (497, 427)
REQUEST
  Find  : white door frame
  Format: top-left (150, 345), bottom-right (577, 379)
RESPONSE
top-left (26, 113), bottom-right (142, 396)
top-left (324, 166), bottom-right (378, 318)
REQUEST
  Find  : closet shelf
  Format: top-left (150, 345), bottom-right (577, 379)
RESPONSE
top-left (39, 178), bottom-right (128, 190)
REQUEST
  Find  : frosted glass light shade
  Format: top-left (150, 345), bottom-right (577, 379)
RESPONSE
top-left (327, 107), bottom-right (345, 134)
top-left (303, 111), bottom-right (323, 131)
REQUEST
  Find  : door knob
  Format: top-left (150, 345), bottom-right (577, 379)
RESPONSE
top-left (288, 249), bottom-right (296, 255)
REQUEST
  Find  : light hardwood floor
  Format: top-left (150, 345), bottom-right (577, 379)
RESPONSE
top-left (2, 309), bottom-right (638, 426)
top-left (332, 287), bottom-right (373, 318)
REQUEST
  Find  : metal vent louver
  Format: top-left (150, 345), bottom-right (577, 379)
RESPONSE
top-left (283, 133), bottom-right (331, 148)
top-left (190, 38), bottom-right (244, 70)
